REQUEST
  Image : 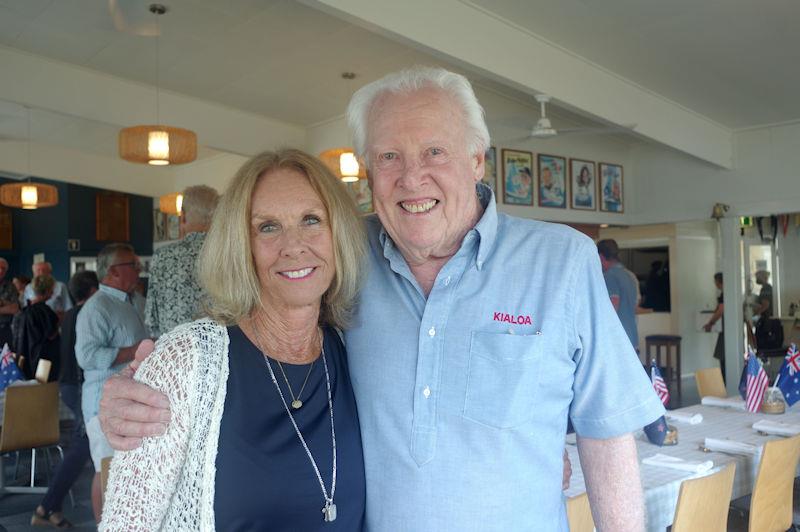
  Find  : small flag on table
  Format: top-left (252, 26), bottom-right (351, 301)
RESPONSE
top-left (743, 349), bottom-right (769, 413)
top-left (0, 343), bottom-right (22, 392)
top-left (777, 343), bottom-right (800, 406)
top-left (644, 415), bottom-right (668, 446)
top-left (650, 360), bottom-right (670, 406)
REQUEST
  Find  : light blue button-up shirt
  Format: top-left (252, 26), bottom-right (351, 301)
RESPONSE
top-left (345, 184), bottom-right (664, 531)
top-left (76, 283), bottom-right (148, 420)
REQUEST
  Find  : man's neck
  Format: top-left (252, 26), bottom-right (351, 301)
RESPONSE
top-left (180, 222), bottom-right (208, 238)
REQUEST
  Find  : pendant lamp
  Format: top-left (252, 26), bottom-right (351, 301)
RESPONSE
top-left (319, 148), bottom-right (366, 183)
top-left (159, 192), bottom-right (183, 215)
top-left (118, 4), bottom-right (197, 166)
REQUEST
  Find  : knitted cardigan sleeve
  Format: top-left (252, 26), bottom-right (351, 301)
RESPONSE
top-left (99, 321), bottom-right (206, 531)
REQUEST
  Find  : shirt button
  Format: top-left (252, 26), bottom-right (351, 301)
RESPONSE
top-left (423, 386), bottom-right (431, 398)
top-left (444, 276), bottom-right (451, 286)
top-left (428, 327), bottom-right (436, 337)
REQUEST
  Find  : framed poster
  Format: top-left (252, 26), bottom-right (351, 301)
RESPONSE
top-left (347, 179), bottom-right (373, 214)
top-left (166, 214), bottom-right (181, 240)
top-left (537, 154), bottom-right (567, 208)
top-left (153, 209), bottom-right (167, 242)
top-left (481, 146), bottom-right (498, 199)
top-left (569, 159), bottom-right (596, 210)
top-left (501, 149), bottom-right (534, 205)
top-left (96, 192), bottom-right (129, 241)
top-left (599, 162), bottom-right (624, 213)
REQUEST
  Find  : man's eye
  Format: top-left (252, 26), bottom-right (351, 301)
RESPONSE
top-left (379, 153), bottom-right (397, 161)
top-left (429, 147), bottom-right (444, 156)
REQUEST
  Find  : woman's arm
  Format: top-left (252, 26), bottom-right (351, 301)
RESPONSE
top-left (99, 330), bottom-right (198, 531)
top-left (703, 303), bottom-right (724, 332)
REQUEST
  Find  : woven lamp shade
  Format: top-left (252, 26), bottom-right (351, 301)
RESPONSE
top-left (159, 192), bottom-right (183, 215)
top-left (0, 182), bottom-right (59, 209)
top-left (119, 125), bottom-right (197, 165)
top-left (319, 148), bottom-right (367, 182)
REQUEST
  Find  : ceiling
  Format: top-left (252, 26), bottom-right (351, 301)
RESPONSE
top-left (0, 0), bottom-right (796, 178)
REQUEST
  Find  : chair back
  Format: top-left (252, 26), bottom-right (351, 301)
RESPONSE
top-left (749, 434), bottom-right (800, 532)
top-left (0, 381), bottom-right (60, 453)
top-left (695, 367), bottom-right (727, 398)
top-left (35, 358), bottom-right (51, 384)
top-left (566, 492), bottom-right (594, 532)
top-left (671, 462), bottom-right (736, 532)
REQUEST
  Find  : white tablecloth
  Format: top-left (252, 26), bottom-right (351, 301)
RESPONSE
top-left (563, 402), bottom-right (800, 531)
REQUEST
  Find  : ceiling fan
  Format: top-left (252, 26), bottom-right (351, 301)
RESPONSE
top-left (502, 94), bottom-right (636, 142)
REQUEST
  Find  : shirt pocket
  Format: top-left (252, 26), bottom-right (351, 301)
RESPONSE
top-left (463, 331), bottom-right (543, 429)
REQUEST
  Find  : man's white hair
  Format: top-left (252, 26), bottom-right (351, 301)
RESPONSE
top-left (346, 66), bottom-right (491, 164)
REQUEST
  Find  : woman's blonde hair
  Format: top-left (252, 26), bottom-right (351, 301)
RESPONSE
top-left (198, 148), bottom-right (366, 328)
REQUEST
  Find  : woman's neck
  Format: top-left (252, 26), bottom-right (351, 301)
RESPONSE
top-left (242, 304), bottom-right (322, 364)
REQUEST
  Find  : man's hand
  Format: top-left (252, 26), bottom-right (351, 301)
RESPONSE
top-left (99, 339), bottom-right (171, 451)
top-left (562, 448), bottom-right (572, 490)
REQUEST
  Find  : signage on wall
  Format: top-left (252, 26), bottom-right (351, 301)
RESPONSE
top-left (67, 239), bottom-right (80, 252)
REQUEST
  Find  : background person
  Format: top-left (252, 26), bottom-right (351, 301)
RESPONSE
top-left (22, 261), bottom-right (73, 319)
top-left (0, 258), bottom-right (19, 348)
top-left (11, 274), bottom-right (59, 380)
top-left (703, 272), bottom-right (725, 381)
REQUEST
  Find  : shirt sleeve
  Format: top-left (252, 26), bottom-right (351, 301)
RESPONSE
top-left (145, 254), bottom-right (162, 338)
top-left (75, 304), bottom-right (119, 371)
top-left (604, 269), bottom-right (621, 299)
top-left (568, 240), bottom-right (664, 438)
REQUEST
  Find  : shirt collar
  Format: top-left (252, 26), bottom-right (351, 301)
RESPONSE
top-left (184, 231), bottom-right (205, 241)
top-left (378, 182), bottom-right (499, 271)
top-left (99, 283), bottom-right (129, 302)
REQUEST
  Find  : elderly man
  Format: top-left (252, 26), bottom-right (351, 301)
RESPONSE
top-left (76, 244), bottom-right (148, 523)
top-left (100, 67), bottom-right (663, 530)
top-left (145, 185), bottom-right (219, 337)
top-left (22, 261), bottom-right (72, 317)
top-left (0, 257), bottom-right (19, 348)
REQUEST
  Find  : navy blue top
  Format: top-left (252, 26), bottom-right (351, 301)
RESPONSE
top-left (215, 326), bottom-right (365, 531)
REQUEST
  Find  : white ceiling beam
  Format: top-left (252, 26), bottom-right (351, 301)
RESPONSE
top-left (306, 0), bottom-right (733, 169)
top-left (0, 46), bottom-right (306, 157)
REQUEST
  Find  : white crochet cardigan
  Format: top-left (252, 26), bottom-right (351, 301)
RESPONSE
top-left (101, 318), bottom-right (231, 531)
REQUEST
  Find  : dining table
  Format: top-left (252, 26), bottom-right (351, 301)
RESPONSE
top-left (563, 399), bottom-right (800, 531)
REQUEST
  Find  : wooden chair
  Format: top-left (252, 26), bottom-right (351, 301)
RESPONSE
top-left (748, 434), bottom-right (800, 532)
top-left (100, 456), bottom-right (112, 502)
top-left (566, 492), bottom-right (594, 532)
top-left (0, 382), bottom-right (61, 494)
top-left (671, 463), bottom-right (736, 532)
top-left (695, 367), bottom-right (727, 398)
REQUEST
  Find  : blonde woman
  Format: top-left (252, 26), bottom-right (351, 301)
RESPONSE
top-left (101, 149), bottom-right (366, 530)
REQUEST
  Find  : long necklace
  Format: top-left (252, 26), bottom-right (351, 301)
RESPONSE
top-left (253, 324), bottom-right (338, 522)
top-left (276, 360), bottom-right (315, 409)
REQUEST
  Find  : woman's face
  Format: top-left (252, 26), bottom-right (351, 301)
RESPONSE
top-left (250, 168), bottom-right (335, 313)
top-left (12, 278), bottom-right (25, 292)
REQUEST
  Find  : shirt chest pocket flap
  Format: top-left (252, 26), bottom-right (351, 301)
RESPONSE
top-left (463, 331), bottom-right (543, 429)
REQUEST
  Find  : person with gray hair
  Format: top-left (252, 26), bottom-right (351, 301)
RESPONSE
top-left (76, 243), bottom-right (148, 523)
top-left (100, 66), bottom-right (663, 531)
top-left (22, 260), bottom-right (73, 317)
top-left (145, 185), bottom-right (219, 337)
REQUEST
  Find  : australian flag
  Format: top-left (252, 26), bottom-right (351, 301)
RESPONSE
top-left (778, 343), bottom-right (800, 407)
top-left (0, 343), bottom-right (22, 392)
top-left (650, 360), bottom-right (670, 406)
top-left (644, 415), bottom-right (668, 446)
top-left (742, 350), bottom-right (769, 413)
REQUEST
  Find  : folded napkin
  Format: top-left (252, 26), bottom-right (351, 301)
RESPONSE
top-left (703, 437), bottom-right (758, 456)
top-left (642, 453), bottom-right (713, 473)
top-left (701, 396), bottom-right (747, 411)
top-left (752, 419), bottom-right (800, 437)
top-left (665, 411), bottom-right (703, 425)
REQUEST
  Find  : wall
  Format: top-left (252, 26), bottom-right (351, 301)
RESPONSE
top-left (776, 221), bottom-right (800, 317)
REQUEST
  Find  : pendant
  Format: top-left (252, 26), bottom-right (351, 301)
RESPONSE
top-left (291, 399), bottom-right (303, 409)
top-left (322, 502), bottom-right (337, 522)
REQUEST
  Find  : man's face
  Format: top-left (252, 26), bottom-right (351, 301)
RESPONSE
top-left (108, 252), bottom-right (141, 293)
top-left (365, 88), bottom-right (484, 264)
top-left (32, 263), bottom-right (49, 277)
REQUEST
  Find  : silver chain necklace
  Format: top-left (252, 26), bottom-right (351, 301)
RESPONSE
top-left (254, 325), bottom-right (338, 522)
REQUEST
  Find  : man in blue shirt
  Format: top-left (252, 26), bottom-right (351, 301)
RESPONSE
top-left (598, 239), bottom-right (640, 350)
top-left (99, 68), bottom-right (664, 530)
top-left (76, 243), bottom-right (148, 523)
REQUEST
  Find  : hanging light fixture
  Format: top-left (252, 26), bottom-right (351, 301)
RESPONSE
top-left (159, 192), bottom-right (183, 215)
top-left (319, 148), bottom-right (366, 183)
top-left (119, 4), bottom-right (197, 166)
top-left (0, 106), bottom-right (59, 210)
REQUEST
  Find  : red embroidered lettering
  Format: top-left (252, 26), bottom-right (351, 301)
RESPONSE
top-left (492, 311), bottom-right (533, 326)
top-left (493, 312), bottom-right (501, 321)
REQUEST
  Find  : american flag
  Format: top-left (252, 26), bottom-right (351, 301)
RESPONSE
top-left (650, 360), bottom-right (670, 406)
top-left (0, 343), bottom-right (22, 392)
top-left (744, 350), bottom-right (769, 413)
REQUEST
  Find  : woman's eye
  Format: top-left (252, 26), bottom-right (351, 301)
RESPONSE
top-left (303, 215), bottom-right (321, 226)
top-left (259, 222), bottom-right (279, 233)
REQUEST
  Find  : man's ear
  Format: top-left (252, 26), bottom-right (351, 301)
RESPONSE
top-left (472, 149), bottom-right (486, 184)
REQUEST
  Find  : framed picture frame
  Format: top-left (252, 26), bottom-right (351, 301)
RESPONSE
top-left (569, 159), bottom-right (597, 210)
top-left (153, 209), bottom-right (167, 242)
top-left (482, 146), bottom-right (498, 199)
top-left (347, 179), bottom-right (373, 214)
top-left (599, 162), bottom-right (624, 213)
top-left (166, 214), bottom-right (181, 240)
top-left (96, 192), bottom-right (129, 241)
top-left (501, 149), bottom-right (534, 205)
top-left (537, 154), bottom-right (567, 208)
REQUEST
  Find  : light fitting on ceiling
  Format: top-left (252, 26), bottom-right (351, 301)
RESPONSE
top-left (319, 148), bottom-right (366, 183)
top-left (159, 191), bottom-right (183, 215)
top-left (0, 106), bottom-right (59, 210)
top-left (119, 4), bottom-right (197, 166)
